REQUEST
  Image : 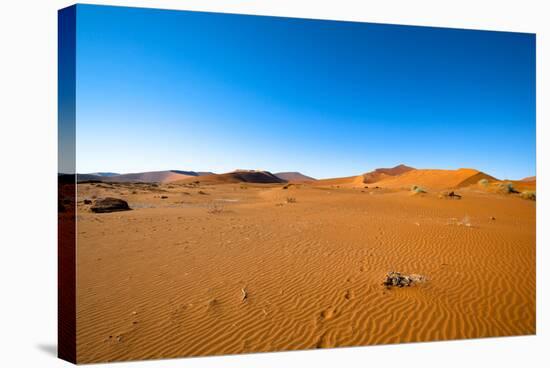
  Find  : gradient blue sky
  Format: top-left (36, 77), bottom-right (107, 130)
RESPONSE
top-left (74, 5), bottom-right (535, 179)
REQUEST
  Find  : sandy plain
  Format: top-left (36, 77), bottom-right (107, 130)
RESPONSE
top-left (75, 174), bottom-right (535, 363)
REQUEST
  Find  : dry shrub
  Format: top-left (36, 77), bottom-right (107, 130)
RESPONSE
top-left (383, 271), bottom-right (427, 288)
top-left (520, 191), bottom-right (536, 201)
top-left (478, 178), bottom-right (489, 188)
top-left (497, 182), bottom-right (519, 194)
top-left (411, 185), bottom-right (426, 194)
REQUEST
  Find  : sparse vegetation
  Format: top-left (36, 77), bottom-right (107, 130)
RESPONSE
top-left (520, 191), bottom-right (536, 201)
top-left (286, 197), bottom-right (297, 203)
top-left (497, 182), bottom-right (519, 194)
top-left (411, 185), bottom-right (426, 194)
top-left (478, 178), bottom-right (489, 187)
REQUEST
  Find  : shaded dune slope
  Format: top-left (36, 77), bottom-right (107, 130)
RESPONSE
top-left (314, 164), bottom-right (415, 187)
top-left (361, 164), bottom-right (415, 184)
top-left (275, 172), bottom-right (316, 182)
top-left (176, 171), bottom-right (286, 185)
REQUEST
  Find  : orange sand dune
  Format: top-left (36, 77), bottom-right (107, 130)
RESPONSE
top-left (314, 175), bottom-right (359, 187)
top-left (504, 180), bottom-right (536, 192)
top-left (75, 180), bottom-right (535, 363)
top-left (314, 164), bottom-right (414, 187)
top-left (373, 168), bottom-right (497, 190)
top-left (370, 164), bottom-right (415, 176)
top-left (314, 167), bottom-right (495, 190)
top-left (361, 164), bottom-right (415, 184)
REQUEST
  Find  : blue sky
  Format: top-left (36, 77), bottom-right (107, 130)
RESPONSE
top-left (74, 5), bottom-right (535, 179)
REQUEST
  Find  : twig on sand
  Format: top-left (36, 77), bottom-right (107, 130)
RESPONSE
top-left (241, 287), bottom-right (248, 302)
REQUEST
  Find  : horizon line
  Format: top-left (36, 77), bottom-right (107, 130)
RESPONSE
top-left (60, 164), bottom-right (536, 181)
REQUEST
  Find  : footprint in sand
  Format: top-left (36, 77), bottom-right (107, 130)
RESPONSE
top-left (344, 290), bottom-right (354, 301)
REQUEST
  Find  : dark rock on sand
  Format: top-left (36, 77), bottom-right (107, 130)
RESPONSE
top-left (91, 198), bottom-right (131, 213)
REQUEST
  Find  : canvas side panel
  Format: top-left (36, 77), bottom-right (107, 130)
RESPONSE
top-left (58, 5), bottom-right (77, 364)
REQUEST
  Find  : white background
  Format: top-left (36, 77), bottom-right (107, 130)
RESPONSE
top-left (0, 0), bottom-right (547, 366)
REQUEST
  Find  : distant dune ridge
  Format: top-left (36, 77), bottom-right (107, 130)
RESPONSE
top-left (175, 170), bottom-right (286, 184)
top-left (361, 164), bottom-right (415, 184)
top-left (103, 171), bottom-right (197, 183)
top-left (368, 168), bottom-right (497, 190)
top-left (314, 164), bottom-right (415, 187)
top-left (78, 170), bottom-right (214, 183)
top-left (313, 165), bottom-right (501, 190)
top-left (87, 172), bottom-right (120, 177)
top-left (274, 172), bottom-right (316, 182)
top-left (367, 164), bottom-right (415, 177)
top-left (76, 164), bottom-right (532, 190)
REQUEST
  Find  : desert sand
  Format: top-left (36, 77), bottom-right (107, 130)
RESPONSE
top-left (74, 168), bottom-right (536, 363)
